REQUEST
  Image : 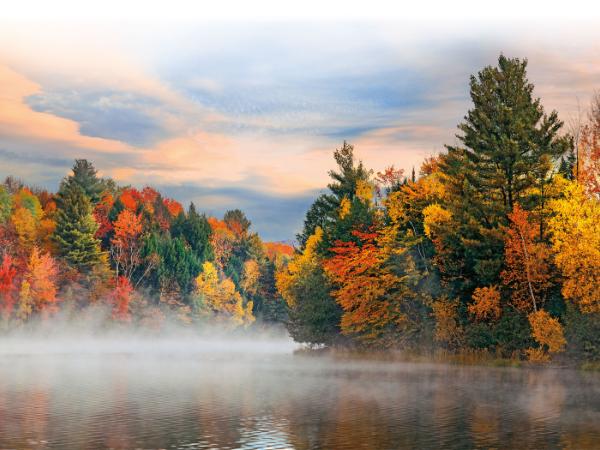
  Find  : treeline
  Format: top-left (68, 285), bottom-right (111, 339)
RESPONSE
top-left (0, 161), bottom-right (292, 328)
top-left (277, 55), bottom-right (600, 362)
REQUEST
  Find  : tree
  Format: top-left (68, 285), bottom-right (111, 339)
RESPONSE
top-left (0, 186), bottom-right (12, 224)
top-left (323, 229), bottom-right (411, 343)
top-left (577, 93), bottom-right (600, 197)
top-left (468, 286), bottom-right (502, 322)
top-left (0, 254), bottom-right (17, 320)
top-left (548, 181), bottom-right (600, 313)
top-left (501, 204), bottom-right (553, 313)
top-left (241, 259), bottom-right (260, 297)
top-left (143, 234), bottom-right (201, 295)
top-left (54, 181), bottom-right (105, 273)
top-left (449, 55), bottom-right (570, 213)
top-left (21, 247), bottom-right (59, 316)
top-left (297, 141), bottom-right (372, 250)
top-left (527, 309), bottom-right (566, 361)
top-left (110, 276), bottom-right (134, 322)
top-left (67, 159), bottom-right (104, 204)
top-left (435, 55), bottom-right (570, 297)
top-left (111, 209), bottom-right (145, 284)
top-left (223, 209), bottom-right (251, 236)
top-left (276, 228), bottom-right (341, 345)
top-left (194, 261), bottom-right (254, 326)
top-left (171, 203), bottom-right (213, 263)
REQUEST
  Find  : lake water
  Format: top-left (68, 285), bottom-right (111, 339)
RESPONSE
top-left (1, 337), bottom-right (599, 449)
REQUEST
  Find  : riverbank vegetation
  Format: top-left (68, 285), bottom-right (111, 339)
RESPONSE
top-left (1, 55), bottom-right (599, 365)
top-left (278, 55), bottom-right (600, 365)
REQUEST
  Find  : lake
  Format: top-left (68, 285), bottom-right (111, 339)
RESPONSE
top-left (0, 337), bottom-right (599, 449)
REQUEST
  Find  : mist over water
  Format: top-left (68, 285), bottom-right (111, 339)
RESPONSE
top-left (1, 322), bottom-right (600, 449)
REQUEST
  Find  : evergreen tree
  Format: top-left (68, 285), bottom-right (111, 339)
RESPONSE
top-left (558, 148), bottom-right (577, 180)
top-left (438, 55), bottom-right (571, 295)
top-left (68, 159), bottom-right (104, 204)
top-left (171, 203), bottom-right (214, 263)
top-left (53, 181), bottom-right (104, 272)
top-left (297, 141), bottom-right (373, 252)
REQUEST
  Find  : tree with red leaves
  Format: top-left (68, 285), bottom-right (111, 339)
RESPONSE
top-left (0, 254), bottom-right (18, 320)
top-left (110, 276), bottom-right (134, 322)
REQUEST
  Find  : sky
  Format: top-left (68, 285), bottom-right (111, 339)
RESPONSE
top-left (1, 3), bottom-right (600, 241)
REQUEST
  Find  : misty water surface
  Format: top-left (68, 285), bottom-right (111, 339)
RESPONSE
top-left (1, 335), bottom-right (600, 449)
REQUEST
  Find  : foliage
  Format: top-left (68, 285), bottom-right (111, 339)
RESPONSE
top-left (501, 204), bottom-right (553, 313)
top-left (528, 309), bottom-right (566, 359)
top-left (468, 286), bottom-right (501, 322)
top-left (54, 180), bottom-right (104, 273)
top-left (276, 228), bottom-right (341, 345)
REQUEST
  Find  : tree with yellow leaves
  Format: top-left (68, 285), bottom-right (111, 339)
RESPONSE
top-left (548, 182), bottom-right (600, 313)
top-left (194, 261), bottom-right (254, 326)
top-left (527, 309), bottom-right (566, 362)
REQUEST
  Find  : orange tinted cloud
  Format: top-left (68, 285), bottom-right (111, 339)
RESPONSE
top-left (0, 65), bottom-right (130, 153)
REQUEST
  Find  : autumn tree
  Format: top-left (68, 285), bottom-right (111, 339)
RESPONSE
top-left (20, 247), bottom-right (59, 317)
top-left (468, 286), bottom-right (502, 322)
top-left (548, 182), bottom-right (600, 313)
top-left (110, 276), bottom-right (134, 322)
top-left (324, 229), bottom-right (414, 344)
top-left (578, 93), bottom-right (600, 197)
top-left (194, 261), bottom-right (254, 326)
top-left (527, 309), bottom-right (566, 361)
top-left (110, 209), bottom-right (144, 282)
top-left (501, 204), bottom-right (553, 313)
top-left (0, 254), bottom-right (17, 320)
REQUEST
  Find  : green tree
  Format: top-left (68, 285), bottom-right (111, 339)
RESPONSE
top-left (0, 186), bottom-right (12, 224)
top-left (53, 181), bottom-right (104, 272)
top-left (171, 203), bottom-right (214, 263)
top-left (67, 159), bottom-right (104, 204)
top-left (277, 228), bottom-right (342, 346)
top-left (437, 55), bottom-right (570, 296)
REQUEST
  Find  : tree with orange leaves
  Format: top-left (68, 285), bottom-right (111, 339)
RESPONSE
top-left (501, 204), bottom-right (552, 313)
top-left (323, 229), bottom-right (411, 343)
top-left (20, 247), bottom-right (59, 317)
top-left (468, 286), bottom-right (502, 322)
top-left (110, 209), bottom-right (145, 284)
top-left (163, 198), bottom-right (183, 218)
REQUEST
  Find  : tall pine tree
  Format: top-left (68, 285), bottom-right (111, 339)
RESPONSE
top-left (53, 181), bottom-right (104, 273)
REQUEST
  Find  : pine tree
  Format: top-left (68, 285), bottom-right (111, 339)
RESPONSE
top-left (54, 180), bottom-right (104, 272)
top-left (68, 159), bottom-right (104, 204)
top-left (437, 55), bottom-right (571, 294)
top-left (171, 203), bottom-right (214, 263)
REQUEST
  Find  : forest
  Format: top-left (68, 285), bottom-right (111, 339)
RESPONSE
top-left (1, 55), bottom-right (599, 364)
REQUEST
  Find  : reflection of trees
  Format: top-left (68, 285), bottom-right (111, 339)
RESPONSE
top-left (1, 357), bottom-right (600, 449)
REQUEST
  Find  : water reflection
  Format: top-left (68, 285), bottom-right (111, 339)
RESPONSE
top-left (0, 350), bottom-right (599, 449)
